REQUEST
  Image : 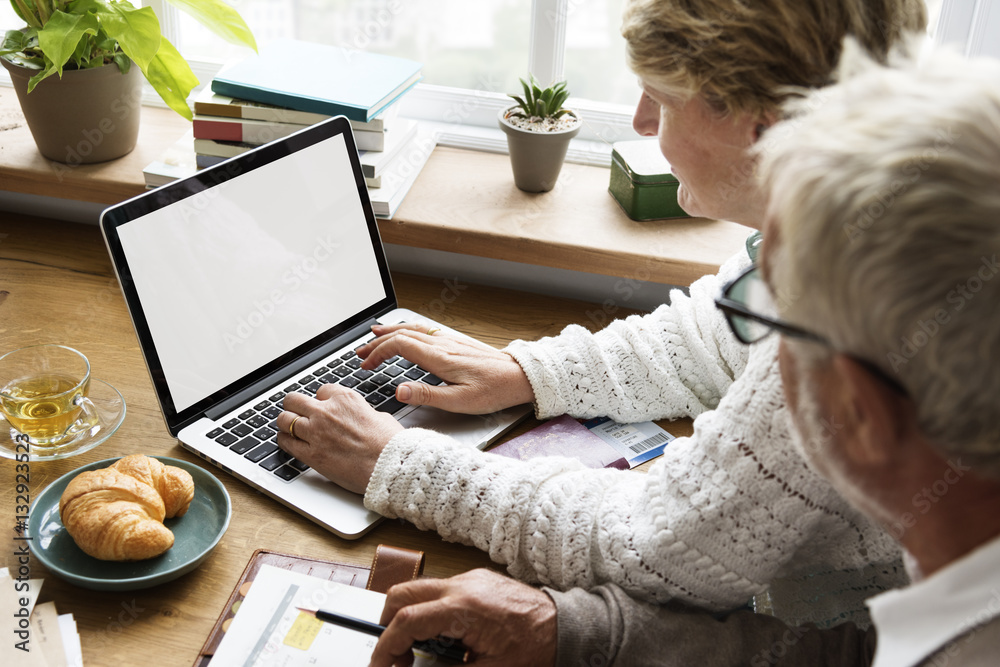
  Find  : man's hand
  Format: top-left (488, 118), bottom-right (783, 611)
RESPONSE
top-left (354, 323), bottom-right (536, 415)
top-left (370, 569), bottom-right (558, 667)
top-left (276, 384), bottom-right (403, 494)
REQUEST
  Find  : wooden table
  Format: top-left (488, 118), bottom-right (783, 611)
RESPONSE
top-left (0, 213), bottom-right (693, 666)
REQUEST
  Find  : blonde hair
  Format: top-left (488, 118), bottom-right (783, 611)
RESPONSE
top-left (622, 0), bottom-right (927, 116)
top-left (761, 46), bottom-right (1000, 477)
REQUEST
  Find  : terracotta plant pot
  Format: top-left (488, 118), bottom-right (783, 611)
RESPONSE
top-left (498, 106), bottom-right (581, 193)
top-left (1, 57), bottom-right (142, 164)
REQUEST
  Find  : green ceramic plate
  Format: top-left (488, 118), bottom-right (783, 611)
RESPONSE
top-left (28, 456), bottom-right (231, 591)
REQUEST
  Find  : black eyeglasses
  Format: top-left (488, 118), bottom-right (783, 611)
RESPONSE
top-left (715, 264), bottom-right (827, 345)
top-left (715, 264), bottom-right (908, 395)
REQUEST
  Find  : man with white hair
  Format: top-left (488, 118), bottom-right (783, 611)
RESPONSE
top-left (367, 46), bottom-right (1000, 667)
top-left (743, 42), bottom-right (1000, 664)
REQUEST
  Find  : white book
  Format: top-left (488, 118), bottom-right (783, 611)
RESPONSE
top-left (149, 127), bottom-right (436, 202)
top-left (192, 137), bottom-right (249, 159)
top-left (193, 115), bottom-right (387, 152)
top-left (196, 151), bottom-right (383, 188)
top-left (358, 117), bottom-right (418, 178)
top-left (367, 129), bottom-right (437, 219)
top-left (142, 131), bottom-right (198, 189)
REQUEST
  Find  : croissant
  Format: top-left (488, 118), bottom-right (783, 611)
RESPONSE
top-left (110, 454), bottom-right (195, 518)
top-left (59, 456), bottom-right (195, 561)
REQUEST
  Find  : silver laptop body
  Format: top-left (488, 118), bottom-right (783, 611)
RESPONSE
top-left (100, 116), bottom-right (529, 539)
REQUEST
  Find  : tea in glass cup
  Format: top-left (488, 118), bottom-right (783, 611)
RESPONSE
top-left (0, 345), bottom-right (99, 449)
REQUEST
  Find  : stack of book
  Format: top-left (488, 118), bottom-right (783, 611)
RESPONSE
top-left (144, 38), bottom-right (434, 218)
top-left (191, 89), bottom-right (402, 165)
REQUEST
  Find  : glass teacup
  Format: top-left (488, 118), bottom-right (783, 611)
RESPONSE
top-left (0, 345), bottom-right (100, 451)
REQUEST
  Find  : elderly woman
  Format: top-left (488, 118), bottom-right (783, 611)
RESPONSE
top-left (279, 0), bottom-right (924, 634)
top-left (370, 40), bottom-right (1000, 667)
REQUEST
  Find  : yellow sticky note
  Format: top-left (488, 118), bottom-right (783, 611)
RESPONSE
top-left (283, 612), bottom-right (324, 650)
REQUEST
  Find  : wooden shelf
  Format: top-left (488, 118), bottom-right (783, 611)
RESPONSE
top-left (0, 87), bottom-right (751, 286)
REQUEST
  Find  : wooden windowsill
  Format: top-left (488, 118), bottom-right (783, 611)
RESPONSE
top-left (0, 88), bottom-right (751, 286)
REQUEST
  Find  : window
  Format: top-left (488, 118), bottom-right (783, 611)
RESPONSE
top-left (179, 1), bottom-right (532, 96)
top-left (1, 5), bottom-right (20, 36)
top-left (565, 0), bottom-right (636, 106)
top-left (1, 1), bottom-right (639, 161)
top-left (175, 0), bottom-right (635, 106)
top-left (933, 0), bottom-right (1000, 58)
top-left (165, 0), bottom-right (639, 161)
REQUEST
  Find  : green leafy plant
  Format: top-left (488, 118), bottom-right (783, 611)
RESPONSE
top-left (1, 0), bottom-right (256, 120)
top-left (507, 74), bottom-right (572, 120)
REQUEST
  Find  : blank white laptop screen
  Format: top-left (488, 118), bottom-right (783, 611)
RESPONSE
top-left (116, 135), bottom-right (386, 413)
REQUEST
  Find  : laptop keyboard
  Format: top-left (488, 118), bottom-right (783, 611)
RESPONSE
top-left (204, 349), bottom-right (443, 482)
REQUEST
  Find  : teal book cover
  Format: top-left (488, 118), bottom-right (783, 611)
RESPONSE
top-left (212, 39), bottom-right (422, 123)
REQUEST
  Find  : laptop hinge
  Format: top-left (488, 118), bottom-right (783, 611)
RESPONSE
top-left (205, 317), bottom-right (380, 421)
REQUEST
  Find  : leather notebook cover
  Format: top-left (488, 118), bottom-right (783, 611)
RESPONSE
top-left (194, 544), bottom-right (424, 666)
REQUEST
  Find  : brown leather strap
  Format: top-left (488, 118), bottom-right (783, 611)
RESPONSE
top-left (366, 544), bottom-right (425, 594)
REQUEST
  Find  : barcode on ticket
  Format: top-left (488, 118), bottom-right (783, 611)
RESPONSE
top-left (629, 432), bottom-right (669, 454)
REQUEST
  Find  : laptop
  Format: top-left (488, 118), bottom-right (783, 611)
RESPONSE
top-left (100, 116), bottom-right (530, 539)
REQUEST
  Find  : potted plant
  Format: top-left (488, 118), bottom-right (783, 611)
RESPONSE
top-left (1, 0), bottom-right (256, 164)
top-left (498, 75), bottom-right (581, 193)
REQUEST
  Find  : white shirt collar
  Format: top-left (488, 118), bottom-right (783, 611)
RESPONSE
top-left (868, 534), bottom-right (1000, 667)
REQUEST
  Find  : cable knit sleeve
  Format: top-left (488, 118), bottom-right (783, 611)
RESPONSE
top-left (505, 250), bottom-right (752, 422)
top-left (365, 336), bottom-right (901, 614)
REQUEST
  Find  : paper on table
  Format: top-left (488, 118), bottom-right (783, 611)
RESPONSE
top-left (489, 415), bottom-right (675, 470)
top-left (583, 417), bottom-right (675, 467)
top-left (0, 567), bottom-right (44, 614)
top-left (211, 564), bottom-right (388, 666)
top-left (488, 414), bottom-right (629, 469)
top-left (57, 614), bottom-right (83, 667)
top-left (0, 567), bottom-right (47, 666)
top-left (30, 601), bottom-right (68, 667)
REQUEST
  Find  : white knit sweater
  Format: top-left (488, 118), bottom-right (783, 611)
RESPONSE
top-left (365, 249), bottom-right (905, 625)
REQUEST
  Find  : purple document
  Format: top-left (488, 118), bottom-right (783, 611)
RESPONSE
top-left (487, 414), bottom-right (629, 470)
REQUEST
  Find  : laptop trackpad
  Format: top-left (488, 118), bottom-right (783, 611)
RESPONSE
top-left (398, 406), bottom-right (508, 449)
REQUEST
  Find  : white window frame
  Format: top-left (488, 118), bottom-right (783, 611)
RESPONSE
top-left (530, 0), bottom-right (567, 88)
top-left (933, 0), bottom-right (1000, 59)
top-left (1, 0), bottom-right (639, 165)
top-left (150, 0), bottom-right (636, 165)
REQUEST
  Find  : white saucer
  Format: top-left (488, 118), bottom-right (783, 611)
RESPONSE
top-left (0, 378), bottom-right (126, 461)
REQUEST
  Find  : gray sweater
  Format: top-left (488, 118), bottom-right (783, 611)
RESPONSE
top-left (549, 584), bottom-right (876, 666)
top-left (549, 584), bottom-right (1000, 666)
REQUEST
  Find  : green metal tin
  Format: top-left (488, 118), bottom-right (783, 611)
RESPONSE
top-left (608, 140), bottom-right (690, 221)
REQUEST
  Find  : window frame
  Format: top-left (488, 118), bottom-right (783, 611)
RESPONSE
top-left (1, 0), bottom-right (640, 165)
top-left (933, 0), bottom-right (1000, 58)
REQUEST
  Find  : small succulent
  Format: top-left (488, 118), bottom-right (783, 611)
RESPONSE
top-left (508, 74), bottom-right (572, 120)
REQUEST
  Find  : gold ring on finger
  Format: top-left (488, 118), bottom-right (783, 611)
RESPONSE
top-left (427, 327), bottom-right (440, 336)
top-left (289, 415), bottom-right (301, 439)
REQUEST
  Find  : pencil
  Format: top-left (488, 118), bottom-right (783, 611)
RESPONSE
top-left (296, 607), bottom-right (470, 662)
